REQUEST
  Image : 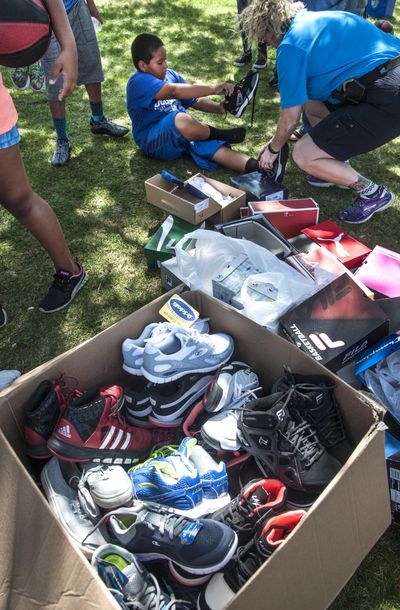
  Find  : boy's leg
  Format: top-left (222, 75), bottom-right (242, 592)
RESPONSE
top-left (234, 0), bottom-right (252, 66)
top-left (175, 113), bottom-right (245, 144)
top-left (211, 146), bottom-right (254, 172)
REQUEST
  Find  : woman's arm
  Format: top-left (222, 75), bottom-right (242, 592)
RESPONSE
top-left (45, 0), bottom-right (78, 100)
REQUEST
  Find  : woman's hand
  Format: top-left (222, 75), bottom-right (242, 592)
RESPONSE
top-left (258, 141), bottom-right (279, 171)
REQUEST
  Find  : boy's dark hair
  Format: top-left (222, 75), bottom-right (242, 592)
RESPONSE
top-left (131, 33), bottom-right (164, 69)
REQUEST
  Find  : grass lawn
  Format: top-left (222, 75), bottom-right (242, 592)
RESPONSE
top-left (1, 0), bottom-right (400, 606)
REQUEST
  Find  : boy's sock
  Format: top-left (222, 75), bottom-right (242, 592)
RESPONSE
top-left (52, 117), bottom-right (68, 141)
top-left (90, 100), bottom-right (104, 123)
top-left (207, 125), bottom-right (246, 144)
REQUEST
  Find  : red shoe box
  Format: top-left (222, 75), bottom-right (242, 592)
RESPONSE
top-left (302, 220), bottom-right (371, 269)
top-left (248, 198), bottom-right (319, 238)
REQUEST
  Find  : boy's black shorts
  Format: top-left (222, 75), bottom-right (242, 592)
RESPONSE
top-left (309, 65), bottom-right (400, 161)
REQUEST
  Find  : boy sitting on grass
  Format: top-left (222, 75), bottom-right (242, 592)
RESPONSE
top-left (126, 33), bottom-right (259, 172)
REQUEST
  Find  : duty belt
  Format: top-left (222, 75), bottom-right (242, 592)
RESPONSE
top-left (332, 55), bottom-right (400, 103)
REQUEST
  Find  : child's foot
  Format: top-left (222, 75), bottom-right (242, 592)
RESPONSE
top-left (52, 139), bottom-right (72, 167)
top-left (233, 51), bottom-right (252, 67)
top-left (90, 116), bottom-right (128, 137)
top-left (38, 259), bottom-right (88, 313)
top-left (253, 53), bottom-right (268, 70)
top-left (29, 62), bottom-right (46, 92)
top-left (221, 127), bottom-right (246, 144)
top-left (9, 67), bottom-right (30, 90)
top-left (0, 305), bottom-right (7, 328)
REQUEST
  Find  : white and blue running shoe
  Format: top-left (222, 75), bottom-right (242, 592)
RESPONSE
top-left (122, 319), bottom-right (209, 376)
top-left (141, 328), bottom-right (234, 384)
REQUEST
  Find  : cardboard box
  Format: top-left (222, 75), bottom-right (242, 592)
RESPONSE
top-left (302, 220), bottom-right (371, 270)
top-left (0, 291), bottom-right (391, 609)
top-left (279, 274), bottom-right (389, 371)
top-left (249, 198), bottom-right (319, 238)
top-left (145, 173), bottom-right (246, 225)
top-left (144, 214), bottom-right (201, 269)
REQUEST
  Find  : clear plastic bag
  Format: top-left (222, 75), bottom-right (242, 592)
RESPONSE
top-left (174, 229), bottom-right (316, 331)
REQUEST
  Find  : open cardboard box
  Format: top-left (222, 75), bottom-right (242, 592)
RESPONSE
top-left (0, 290), bottom-right (391, 609)
top-left (145, 173), bottom-right (246, 224)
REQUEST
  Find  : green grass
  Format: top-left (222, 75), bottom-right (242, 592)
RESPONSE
top-left (1, 1), bottom-right (400, 606)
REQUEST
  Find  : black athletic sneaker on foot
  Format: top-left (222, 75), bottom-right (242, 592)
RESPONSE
top-left (212, 478), bottom-right (287, 544)
top-left (264, 142), bottom-right (289, 183)
top-left (237, 393), bottom-right (342, 493)
top-left (233, 51), bottom-right (252, 67)
top-left (272, 367), bottom-right (347, 451)
top-left (198, 510), bottom-right (306, 610)
top-left (90, 116), bottom-right (128, 137)
top-left (0, 305), bottom-right (7, 328)
top-left (38, 259), bottom-right (87, 313)
top-left (224, 69), bottom-right (260, 118)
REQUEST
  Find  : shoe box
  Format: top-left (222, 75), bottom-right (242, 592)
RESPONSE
top-left (248, 198), bottom-right (319, 238)
top-left (144, 214), bottom-right (203, 269)
top-left (0, 290), bottom-right (391, 609)
top-left (280, 274), bottom-right (389, 372)
top-left (145, 173), bottom-right (246, 225)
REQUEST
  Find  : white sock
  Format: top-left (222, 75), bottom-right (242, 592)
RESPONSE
top-left (357, 181), bottom-right (380, 199)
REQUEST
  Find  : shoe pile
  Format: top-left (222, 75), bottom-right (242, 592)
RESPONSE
top-left (24, 315), bottom-right (350, 609)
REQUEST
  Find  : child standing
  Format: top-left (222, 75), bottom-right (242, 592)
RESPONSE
top-left (127, 33), bottom-right (259, 173)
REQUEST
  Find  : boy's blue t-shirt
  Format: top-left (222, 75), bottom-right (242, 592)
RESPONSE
top-left (126, 69), bottom-right (197, 147)
top-left (277, 10), bottom-right (400, 108)
top-left (63, 0), bottom-right (80, 12)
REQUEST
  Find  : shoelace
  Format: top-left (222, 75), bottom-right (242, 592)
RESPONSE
top-left (281, 418), bottom-right (323, 467)
top-left (219, 490), bottom-right (270, 532)
top-left (70, 465), bottom-right (115, 519)
top-left (231, 536), bottom-right (271, 587)
top-left (54, 373), bottom-right (82, 405)
top-left (107, 570), bottom-right (186, 610)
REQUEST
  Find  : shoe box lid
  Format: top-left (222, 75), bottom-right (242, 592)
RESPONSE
top-left (0, 289), bottom-right (391, 610)
top-left (144, 214), bottom-right (203, 270)
top-left (145, 173), bottom-right (246, 225)
top-left (279, 274), bottom-right (389, 372)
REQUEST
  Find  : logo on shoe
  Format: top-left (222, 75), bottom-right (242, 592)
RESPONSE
top-left (258, 436), bottom-right (270, 447)
top-left (58, 424), bottom-right (72, 438)
top-left (276, 408), bottom-right (286, 421)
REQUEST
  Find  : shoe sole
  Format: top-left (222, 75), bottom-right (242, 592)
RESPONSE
top-left (231, 72), bottom-right (260, 118)
top-left (0, 308), bottom-right (7, 328)
top-left (47, 435), bottom-right (147, 465)
top-left (90, 127), bottom-right (128, 137)
top-left (200, 427), bottom-right (241, 452)
top-left (122, 362), bottom-right (143, 375)
top-left (340, 196), bottom-right (394, 224)
top-left (168, 562), bottom-right (212, 587)
top-left (25, 441), bottom-right (52, 459)
top-left (38, 270), bottom-right (88, 313)
top-left (131, 531), bottom-right (238, 575)
top-left (252, 63), bottom-right (267, 70)
top-left (141, 355), bottom-right (233, 384)
top-left (307, 180), bottom-right (349, 189)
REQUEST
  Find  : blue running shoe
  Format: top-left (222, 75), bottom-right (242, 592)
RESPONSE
top-left (189, 443), bottom-right (230, 513)
top-left (339, 186), bottom-right (394, 224)
top-left (92, 543), bottom-right (189, 609)
top-left (141, 328), bottom-right (234, 384)
top-left (129, 438), bottom-right (205, 518)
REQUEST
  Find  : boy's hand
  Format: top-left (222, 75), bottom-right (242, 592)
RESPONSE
top-left (212, 82), bottom-right (234, 96)
top-left (49, 47), bottom-right (77, 100)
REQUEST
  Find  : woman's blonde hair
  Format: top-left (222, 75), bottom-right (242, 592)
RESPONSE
top-left (240, 0), bottom-right (304, 42)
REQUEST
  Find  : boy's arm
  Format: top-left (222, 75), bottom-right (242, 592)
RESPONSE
top-left (46, 0), bottom-right (78, 100)
top-left (86, 0), bottom-right (103, 23)
top-left (192, 97), bottom-right (226, 114)
top-left (154, 81), bottom-right (233, 101)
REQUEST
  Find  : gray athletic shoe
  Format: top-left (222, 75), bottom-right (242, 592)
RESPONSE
top-left (141, 327), bottom-right (234, 384)
top-left (40, 457), bottom-right (108, 556)
top-left (122, 318), bottom-right (210, 376)
top-left (51, 139), bottom-right (72, 166)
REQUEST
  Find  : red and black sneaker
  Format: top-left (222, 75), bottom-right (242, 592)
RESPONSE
top-left (198, 509), bottom-right (306, 610)
top-left (47, 385), bottom-right (155, 464)
top-left (24, 376), bottom-right (81, 459)
top-left (212, 478), bottom-right (287, 544)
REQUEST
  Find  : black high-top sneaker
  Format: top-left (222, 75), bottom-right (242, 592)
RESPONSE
top-left (212, 478), bottom-right (287, 544)
top-left (223, 69), bottom-right (260, 119)
top-left (198, 510), bottom-right (306, 610)
top-left (272, 367), bottom-right (349, 457)
top-left (237, 393), bottom-right (342, 493)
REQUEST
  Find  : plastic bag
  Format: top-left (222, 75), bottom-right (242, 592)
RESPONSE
top-left (174, 229), bottom-right (316, 331)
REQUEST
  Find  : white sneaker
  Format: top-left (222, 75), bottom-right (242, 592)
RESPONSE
top-left (77, 464), bottom-right (133, 513)
top-left (141, 328), bottom-right (234, 384)
top-left (122, 318), bottom-right (209, 375)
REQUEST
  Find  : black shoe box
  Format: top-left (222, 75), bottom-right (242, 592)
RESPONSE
top-left (279, 274), bottom-right (389, 371)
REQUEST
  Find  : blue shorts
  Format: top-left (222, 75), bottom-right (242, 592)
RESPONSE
top-left (139, 112), bottom-right (228, 171)
top-left (0, 125), bottom-right (20, 149)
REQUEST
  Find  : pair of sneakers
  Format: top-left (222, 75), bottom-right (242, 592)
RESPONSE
top-left (123, 320), bottom-right (234, 385)
top-left (9, 62), bottom-right (46, 92)
top-left (128, 437), bottom-right (231, 519)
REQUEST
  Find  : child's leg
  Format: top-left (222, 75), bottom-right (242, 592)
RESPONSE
top-left (175, 113), bottom-right (245, 144)
top-left (212, 146), bottom-right (255, 172)
top-left (0, 143), bottom-right (78, 275)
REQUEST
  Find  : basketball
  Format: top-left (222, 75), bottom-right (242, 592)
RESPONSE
top-left (0, 0), bottom-right (51, 68)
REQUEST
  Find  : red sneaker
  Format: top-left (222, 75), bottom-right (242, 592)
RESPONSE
top-left (47, 385), bottom-right (154, 464)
